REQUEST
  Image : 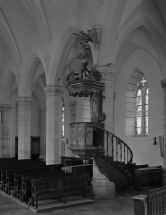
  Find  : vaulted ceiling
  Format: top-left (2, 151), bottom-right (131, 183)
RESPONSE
top-left (0, 0), bottom-right (166, 99)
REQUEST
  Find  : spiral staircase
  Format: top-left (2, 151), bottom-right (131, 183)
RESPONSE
top-left (69, 123), bottom-right (134, 192)
top-left (67, 30), bottom-right (134, 193)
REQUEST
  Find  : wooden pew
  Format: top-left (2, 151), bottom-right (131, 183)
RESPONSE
top-left (134, 166), bottom-right (162, 191)
top-left (17, 168), bottom-right (64, 203)
top-left (72, 165), bottom-right (93, 180)
top-left (5, 164), bottom-right (63, 195)
top-left (61, 156), bottom-right (83, 166)
top-left (61, 174), bottom-right (91, 204)
top-left (20, 172), bottom-right (72, 204)
top-left (29, 174), bottom-right (91, 209)
top-left (0, 159), bottom-right (41, 191)
top-left (1, 161), bottom-right (46, 193)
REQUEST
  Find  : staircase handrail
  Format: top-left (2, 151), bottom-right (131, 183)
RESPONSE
top-left (89, 123), bottom-right (133, 165)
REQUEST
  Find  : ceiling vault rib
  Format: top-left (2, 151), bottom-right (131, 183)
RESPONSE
top-left (0, 7), bottom-right (22, 62)
top-left (39, 0), bottom-right (52, 42)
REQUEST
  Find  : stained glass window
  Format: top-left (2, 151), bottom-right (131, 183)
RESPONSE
top-left (61, 102), bottom-right (65, 138)
top-left (135, 76), bottom-right (148, 136)
top-left (135, 89), bottom-right (142, 135)
top-left (145, 88), bottom-right (149, 135)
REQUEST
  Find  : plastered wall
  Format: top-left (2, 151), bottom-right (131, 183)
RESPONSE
top-left (114, 49), bottom-right (163, 166)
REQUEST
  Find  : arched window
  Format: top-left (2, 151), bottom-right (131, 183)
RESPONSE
top-left (61, 101), bottom-right (65, 138)
top-left (135, 76), bottom-right (149, 136)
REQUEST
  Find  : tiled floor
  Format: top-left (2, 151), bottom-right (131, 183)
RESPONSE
top-left (0, 189), bottom-right (146, 215)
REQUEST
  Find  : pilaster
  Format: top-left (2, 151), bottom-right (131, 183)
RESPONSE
top-left (0, 105), bottom-right (12, 158)
top-left (68, 101), bottom-right (77, 123)
top-left (44, 86), bottom-right (63, 165)
top-left (17, 97), bottom-right (32, 159)
top-left (39, 108), bottom-right (45, 160)
top-left (96, 65), bottom-right (116, 156)
top-left (161, 79), bottom-right (166, 185)
top-left (68, 101), bottom-right (77, 157)
top-left (97, 65), bottom-right (116, 133)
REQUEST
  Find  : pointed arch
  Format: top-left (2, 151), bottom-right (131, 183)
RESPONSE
top-left (99, 0), bottom-right (127, 65)
top-left (47, 27), bottom-right (80, 86)
top-left (1, 69), bottom-right (16, 104)
top-left (114, 17), bottom-right (166, 77)
top-left (19, 53), bottom-right (44, 97)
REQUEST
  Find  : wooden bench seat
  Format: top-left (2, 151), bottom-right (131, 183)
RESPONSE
top-left (72, 165), bottom-right (93, 186)
top-left (1, 162), bottom-right (63, 195)
top-left (134, 166), bottom-right (162, 191)
top-left (61, 174), bottom-right (91, 204)
top-left (3, 166), bottom-right (48, 194)
top-left (0, 160), bottom-right (45, 185)
top-left (29, 174), bottom-right (91, 209)
top-left (5, 164), bottom-right (63, 195)
top-left (0, 159), bottom-right (44, 190)
top-left (19, 171), bottom-right (70, 203)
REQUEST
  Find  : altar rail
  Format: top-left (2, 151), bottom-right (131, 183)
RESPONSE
top-left (133, 186), bottom-right (166, 215)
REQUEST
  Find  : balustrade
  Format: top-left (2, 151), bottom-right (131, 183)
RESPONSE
top-left (69, 122), bottom-right (133, 166)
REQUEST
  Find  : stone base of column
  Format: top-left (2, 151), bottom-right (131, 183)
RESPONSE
top-left (18, 148), bottom-right (31, 160)
top-left (92, 176), bottom-right (115, 199)
top-left (46, 158), bottom-right (61, 165)
top-left (92, 157), bottom-right (115, 199)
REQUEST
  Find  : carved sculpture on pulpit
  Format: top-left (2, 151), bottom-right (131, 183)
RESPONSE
top-left (66, 29), bottom-right (105, 160)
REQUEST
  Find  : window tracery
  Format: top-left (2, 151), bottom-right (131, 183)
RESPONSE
top-left (135, 76), bottom-right (148, 136)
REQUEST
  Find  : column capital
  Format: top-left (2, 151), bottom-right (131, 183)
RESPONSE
top-left (44, 86), bottom-right (63, 97)
top-left (68, 101), bottom-right (77, 108)
top-left (17, 97), bottom-right (32, 106)
top-left (96, 65), bottom-right (116, 81)
top-left (0, 104), bottom-right (12, 111)
top-left (161, 79), bottom-right (166, 89)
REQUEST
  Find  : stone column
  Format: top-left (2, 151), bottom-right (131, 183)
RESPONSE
top-left (39, 108), bottom-right (45, 160)
top-left (83, 97), bottom-right (91, 122)
top-left (68, 101), bottom-right (77, 157)
top-left (97, 65), bottom-right (116, 156)
top-left (17, 97), bottom-right (32, 160)
top-left (10, 104), bottom-right (15, 158)
top-left (0, 105), bottom-right (12, 158)
top-left (97, 65), bottom-right (116, 132)
top-left (68, 101), bottom-right (77, 123)
top-left (44, 86), bottom-right (63, 165)
top-left (161, 79), bottom-right (166, 185)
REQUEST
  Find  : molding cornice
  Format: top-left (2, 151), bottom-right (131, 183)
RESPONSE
top-left (68, 101), bottom-right (77, 108)
top-left (96, 65), bottom-right (116, 81)
top-left (44, 86), bottom-right (63, 97)
top-left (44, 55), bottom-right (51, 73)
top-left (161, 79), bottom-right (166, 89)
top-left (16, 74), bottom-right (22, 87)
top-left (0, 104), bottom-right (12, 111)
top-left (17, 97), bottom-right (32, 106)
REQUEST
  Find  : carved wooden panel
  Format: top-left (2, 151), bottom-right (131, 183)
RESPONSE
top-left (70, 124), bottom-right (77, 146)
top-left (86, 127), bottom-right (93, 145)
top-left (91, 94), bottom-right (99, 122)
top-left (78, 124), bottom-right (85, 146)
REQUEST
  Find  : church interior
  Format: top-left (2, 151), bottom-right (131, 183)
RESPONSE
top-left (0, 0), bottom-right (166, 214)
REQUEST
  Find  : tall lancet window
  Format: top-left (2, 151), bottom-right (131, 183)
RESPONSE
top-left (135, 76), bottom-right (149, 136)
top-left (61, 100), bottom-right (65, 138)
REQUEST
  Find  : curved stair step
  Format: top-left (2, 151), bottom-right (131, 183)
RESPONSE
top-left (94, 157), bottom-right (129, 192)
